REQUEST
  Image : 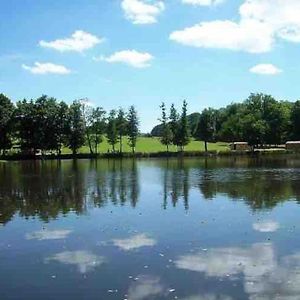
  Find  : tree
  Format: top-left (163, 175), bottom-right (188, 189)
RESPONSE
top-left (80, 100), bottom-right (106, 155)
top-left (177, 100), bottom-right (190, 151)
top-left (127, 106), bottom-right (139, 153)
top-left (56, 101), bottom-right (69, 155)
top-left (106, 110), bottom-right (118, 152)
top-left (195, 108), bottom-right (216, 152)
top-left (66, 101), bottom-right (85, 155)
top-left (90, 107), bottom-right (106, 154)
top-left (81, 99), bottom-right (94, 154)
top-left (15, 99), bottom-right (39, 153)
top-left (0, 94), bottom-right (15, 155)
top-left (169, 103), bottom-right (179, 147)
top-left (116, 108), bottom-right (127, 153)
top-left (159, 102), bottom-right (173, 152)
top-left (291, 101), bottom-right (300, 140)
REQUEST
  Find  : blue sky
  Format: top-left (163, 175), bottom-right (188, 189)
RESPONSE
top-left (1, 0), bottom-right (300, 132)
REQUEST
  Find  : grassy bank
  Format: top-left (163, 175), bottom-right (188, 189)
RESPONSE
top-left (62, 137), bottom-right (229, 154)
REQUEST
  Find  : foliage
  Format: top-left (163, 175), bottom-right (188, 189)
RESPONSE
top-left (127, 105), bottom-right (139, 153)
top-left (177, 100), bottom-right (191, 151)
top-left (66, 101), bottom-right (85, 155)
top-left (0, 94), bottom-right (15, 154)
top-left (106, 110), bottom-right (118, 152)
top-left (159, 102), bottom-right (173, 151)
top-left (116, 108), bottom-right (128, 153)
top-left (195, 108), bottom-right (217, 152)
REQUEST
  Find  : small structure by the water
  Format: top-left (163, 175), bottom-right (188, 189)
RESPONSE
top-left (230, 142), bottom-right (251, 151)
top-left (286, 141), bottom-right (300, 151)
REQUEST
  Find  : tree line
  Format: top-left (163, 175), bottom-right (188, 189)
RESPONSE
top-left (1, 92), bottom-right (300, 155)
top-left (158, 93), bottom-right (300, 151)
top-left (0, 94), bottom-right (139, 155)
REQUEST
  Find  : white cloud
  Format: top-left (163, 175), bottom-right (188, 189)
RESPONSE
top-left (170, 19), bottom-right (273, 53)
top-left (175, 243), bottom-right (275, 278)
top-left (26, 229), bottom-right (72, 240)
top-left (127, 275), bottom-right (164, 300)
top-left (253, 220), bottom-right (280, 231)
top-left (121, 0), bottom-right (165, 24)
top-left (112, 234), bottom-right (156, 251)
top-left (22, 62), bottom-right (71, 75)
top-left (182, 0), bottom-right (225, 6)
top-left (46, 251), bottom-right (105, 273)
top-left (39, 30), bottom-right (103, 52)
top-left (175, 243), bottom-right (300, 299)
top-left (98, 50), bottom-right (153, 68)
top-left (170, 0), bottom-right (300, 53)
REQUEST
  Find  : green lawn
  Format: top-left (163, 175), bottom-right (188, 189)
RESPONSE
top-left (62, 137), bottom-right (229, 154)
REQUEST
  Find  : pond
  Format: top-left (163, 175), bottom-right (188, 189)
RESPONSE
top-left (1, 157), bottom-right (300, 300)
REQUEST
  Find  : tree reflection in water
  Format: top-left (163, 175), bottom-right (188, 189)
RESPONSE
top-left (1, 156), bottom-right (300, 225)
top-left (0, 159), bottom-right (139, 225)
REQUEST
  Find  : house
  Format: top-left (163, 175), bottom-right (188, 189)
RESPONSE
top-left (286, 141), bottom-right (300, 151)
top-left (230, 142), bottom-right (251, 151)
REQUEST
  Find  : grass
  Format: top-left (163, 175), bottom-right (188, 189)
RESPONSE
top-left (62, 137), bottom-right (229, 154)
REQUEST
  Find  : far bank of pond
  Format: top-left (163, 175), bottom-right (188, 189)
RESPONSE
top-left (0, 148), bottom-right (298, 161)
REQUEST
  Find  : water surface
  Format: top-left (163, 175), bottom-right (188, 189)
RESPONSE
top-left (1, 157), bottom-right (300, 299)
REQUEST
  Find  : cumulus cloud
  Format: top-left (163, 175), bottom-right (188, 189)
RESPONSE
top-left (121, 0), bottom-right (165, 24)
top-left (112, 233), bottom-right (156, 251)
top-left (22, 62), bottom-right (71, 74)
top-left (175, 243), bottom-right (300, 299)
top-left (39, 30), bottom-right (103, 52)
top-left (250, 64), bottom-right (282, 75)
top-left (26, 229), bottom-right (72, 240)
top-left (182, 0), bottom-right (225, 6)
top-left (46, 251), bottom-right (105, 273)
top-left (253, 220), bottom-right (280, 231)
top-left (170, 0), bottom-right (300, 53)
top-left (97, 50), bottom-right (153, 68)
top-left (127, 275), bottom-right (164, 300)
top-left (175, 243), bottom-right (275, 278)
top-left (170, 19), bottom-right (273, 53)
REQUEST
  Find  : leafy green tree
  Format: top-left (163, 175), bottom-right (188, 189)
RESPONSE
top-left (116, 108), bottom-right (127, 153)
top-left (56, 101), bottom-right (69, 155)
top-left (15, 99), bottom-right (39, 153)
top-left (66, 101), bottom-right (85, 155)
top-left (90, 107), bottom-right (106, 154)
top-left (81, 100), bottom-right (94, 154)
top-left (82, 101), bottom-right (106, 155)
top-left (106, 110), bottom-right (118, 152)
top-left (177, 100), bottom-right (190, 151)
top-left (34, 95), bottom-right (63, 153)
top-left (291, 100), bottom-right (300, 140)
top-left (159, 102), bottom-right (173, 152)
top-left (169, 103), bottom-right (179, 147)
top-left (0, 94), bottom-right (15, 155)
top-left (195, 108), bottom-right (216, 152)
top-left (127, 105), bottom-right (139, 153)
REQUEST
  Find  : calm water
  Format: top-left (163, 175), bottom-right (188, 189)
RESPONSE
top-left (1, 157), bottom-right (300, 300)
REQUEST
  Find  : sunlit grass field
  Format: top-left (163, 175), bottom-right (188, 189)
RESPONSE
top-left (62, 137), bottom-right (229, 154)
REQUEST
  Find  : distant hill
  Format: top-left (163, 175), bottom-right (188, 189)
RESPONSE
top-left (151, 112), bottom-right (201, 137)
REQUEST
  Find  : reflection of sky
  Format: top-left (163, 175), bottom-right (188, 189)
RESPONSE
top-left (45, 251), bottom-right (105, 273)
top-left (181, 295), bottom-right (233, 300)
top-left (26, 229), bottom-right (72, 240)
top-left (127, 275), bottom-right (164, 300)
top-left (175, 243), bottom-right (300, 299)
top-left (112, 234), bottom-right (156, 251)
top-left (253, 221), bottom-right (280, 232)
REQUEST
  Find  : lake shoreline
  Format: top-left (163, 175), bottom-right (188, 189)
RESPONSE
top-left (0, 149), bottom-right (296, 161)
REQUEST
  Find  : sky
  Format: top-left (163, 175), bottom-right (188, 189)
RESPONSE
top-left (1, 0), bottom-right (300, 132)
